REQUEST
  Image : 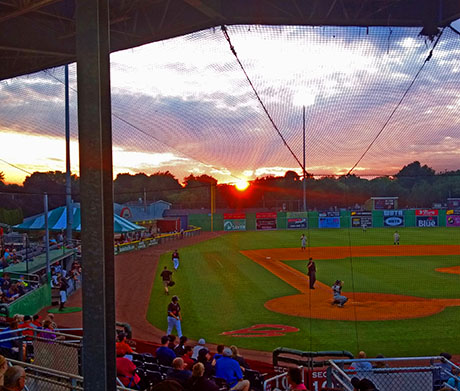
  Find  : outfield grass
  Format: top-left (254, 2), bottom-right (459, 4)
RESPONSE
top-left (147, 227), bottom-right (460, 357)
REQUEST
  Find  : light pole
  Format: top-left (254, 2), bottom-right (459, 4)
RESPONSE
top-left (303, 105), bottom-right (307, 212)
top-left (210, 183), bottom-right (216, 232)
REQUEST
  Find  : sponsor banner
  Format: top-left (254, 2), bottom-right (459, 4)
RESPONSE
top-left (286, 212), bottom-right (308, 218)
top-left (446, 209), bottom-right (460, 215)
top-left (224, 219), bottom-right (246, 231)
top-left (446, 215), bottom-right (460, 227)
top-left (384, 215), bottom-right (405, 227)
top-left (256, 218), bottom-right (277, 230)
top-left (319, 216), bottom-right (340, 229)
top-left (256, 212), bottom-right (277, 219)
top-left (287, 218), bottom-right (307, 229)
top-left (223, 213), bottom-right (246, 220)
top-left (416, 216), bottom-right (438, 227)
top-left (447, 199), bottom-right (460, 208)
top-left (416, 209), bottom-right (438, 216)
top-left (384, 210), bottom-right (403, 216)
top-left (318, 211), bottom-right (340, 217)
top-left (374, 198), bottom-right (396, 210)
top-left (351, 215), bottom-right (372, 228)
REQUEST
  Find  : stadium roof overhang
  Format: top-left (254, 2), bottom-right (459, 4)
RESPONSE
top-left (1, 0), bottom-right (460, 81)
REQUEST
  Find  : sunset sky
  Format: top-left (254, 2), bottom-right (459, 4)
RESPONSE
top-left (1, 22), bottom-right (460, 185)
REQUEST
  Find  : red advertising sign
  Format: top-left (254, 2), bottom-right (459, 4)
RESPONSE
top-left (223, 213), bottom-right (246, 220)
top-left (416, 209), bottom-right (439, 216)
top-left (256, 212), bottom-right (277, 219)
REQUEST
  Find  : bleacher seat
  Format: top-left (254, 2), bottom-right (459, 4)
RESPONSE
top-left (243, 368), bottom-right (265, 391)
top-left (144, 370), bottom-right (164, 387)
top-left (211, 376), bottom-right (229, 391)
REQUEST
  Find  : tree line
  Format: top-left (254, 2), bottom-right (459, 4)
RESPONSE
top-left (1, 161), bottom-right (460, 223)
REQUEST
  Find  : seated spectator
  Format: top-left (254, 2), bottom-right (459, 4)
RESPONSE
top-left (20, 315), bottom-right (35, 339)
top-left (6, 284), bottom-right (20, 300)
top-left (181, 346), bottom-right (195, 370)
top-left (45, 314), bottom-right (57, 329)
top-left (372, 354), bottom-right (388, 369)
top-left (38, 320), bottom-right (56, 341)
top-left (197, 348), bottom-right (214, 378)
top-left (433, 352), bottom-right (454, 384)
top-left (167, 357), bottom-right (192, 386)
top-left (150, 379), bottom-right (184, 391)
top-left (156, 335), bottom-right (176, 366)
top-left (2, 365), bottom-right (26, 391)
top-left (192, 338), bottom-right (206, 360)
top-left (185, 362), bottom-right (219, 391)
top-left (0, 355), bottom-right (7, 386)
top-left (168, 335), bottom-right (177, 350)
top-left (350, 351), bottom-right (373, 376)
top-left (215, 347), bottom-right (250, 391)
top-left (0, 321), bottom-right (21, 360)
top-left (31, 315), bottom-right (41, 328)
top-left (212, 345), bottom-right (225, 365)
top-left (0, 292), bottom-right (11, 304)
top-left (230, 345), bottom-right (250, 370)
top-left (351, 377), bottom-right (377, 391)
top-left (116, 332), bottom-right (135, 357)
top-left (116, 351), bottom-right (141, 389)
top-left (174, 336), bottom-right (188, 356)
top-left (447, 366), bottom-right (460, 390)
top-left (1, 274), bottom-right (11, 292)
top-left (287, 367), bottom-right (307, 390)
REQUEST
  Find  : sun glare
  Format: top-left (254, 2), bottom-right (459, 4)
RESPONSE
top-left (235, 180), bottom-right (250, 191)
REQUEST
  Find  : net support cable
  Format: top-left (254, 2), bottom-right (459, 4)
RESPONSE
top-left (346, 28), bottom-right (445, 176)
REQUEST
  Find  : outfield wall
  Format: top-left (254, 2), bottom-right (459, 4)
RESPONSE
top-left (189, 209), bottom-right (451, 231)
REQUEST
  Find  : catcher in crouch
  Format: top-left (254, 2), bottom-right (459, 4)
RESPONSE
top-left (332, 280), bottom-right (348, 308)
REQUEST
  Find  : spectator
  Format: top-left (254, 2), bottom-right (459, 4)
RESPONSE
top-left (230, 345), bottom-right (250, 370)
top-left (156, 335), bottom-right (176, 366)
top-left (350, 351), bottom-right (373, 376)
top-left (215, 347), bottom-right (250, 391)
top-left (372, 354), bottom-right (388, 369)
top-left (31, 315), bottom-right (41, 328)
top-left (174, 336), bottom-right (188, 356)
top-left (38, 320), bottom-right (56, 341)
top-left (150, 379), bottom-right (184, 391)
top-left (45, 314), bottom-right (57, 329)
top-left (166, 357), bottom-right (192, 386)
top-left (192, 338), bottom-right (206, 360)
top-left (116, 332), bottom-right (134, 357)
top-left (0, 321), bottom-right (21, 360)
top-left (197, 348), bottom-right (214, 378)
top-left (168, 335), bottom-right (177, 350)
top-left (351, 377), bottom-right (377, 391)
top-left (116, 352), bottom-right (141, 389)
top-left (446, 366), bottom-right (460, 390)
top-left (433, 352), bottom-right (453, 384)
top-left (287, 367), bottom-right (307, 390)
top-left (181, 346), bottom-right (195, 370)
top-left (0, 355), bottom-right (7, 386)
top-left (0, 365), bottom-right (26, 391)
top-left (212, 345), bottom-right (225, 365)
top-left (185, 362), bottom-right (219, 391)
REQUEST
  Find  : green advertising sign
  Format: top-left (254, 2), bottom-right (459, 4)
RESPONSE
top-left (224, 219), bottom-right (246, 231)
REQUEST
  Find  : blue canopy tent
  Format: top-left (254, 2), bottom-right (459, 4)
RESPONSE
top-left (14, 204), bottom-right (145, 233)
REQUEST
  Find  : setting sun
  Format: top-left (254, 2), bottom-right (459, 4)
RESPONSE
top-left (235, 180), bottom-right (250, 191)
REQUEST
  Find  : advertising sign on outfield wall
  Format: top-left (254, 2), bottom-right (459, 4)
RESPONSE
top-left (318, 211), bottom-right (340, 229)
top-left (416, 215), bottom-right (438, 227)
top-left (374, 199), bottom-right (396, 210)
top-left (383, 210), bottom-right (405, 227)
top-left (256, 212), bottom-right (277, 230)
top-left (224, 219), bottom-right (246, 231)
top-left (286, 212), bottom-right (308, 229)
top-left (446, 210), bottom-right (460, 227)
top-left (351, 211), bottom-right (372, 228)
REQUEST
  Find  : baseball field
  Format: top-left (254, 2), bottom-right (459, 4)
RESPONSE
top-left (147, 227), bottom-right (460, 357)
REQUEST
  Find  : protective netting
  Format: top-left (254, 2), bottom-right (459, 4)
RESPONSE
top-left (1, 25), bottom-right (460, 183)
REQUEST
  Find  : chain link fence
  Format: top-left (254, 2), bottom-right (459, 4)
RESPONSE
top-left (328, 356), bottom-right (460, 391)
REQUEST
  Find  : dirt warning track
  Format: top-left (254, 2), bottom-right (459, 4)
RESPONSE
top-left (241, 245), bottom-right (460, 321)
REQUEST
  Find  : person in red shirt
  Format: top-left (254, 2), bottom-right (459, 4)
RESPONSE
top-left (182, 346), bottom-right (195, 370)
top-left (116, 353), bottom-right (140, 388)
top-left (116, 332), bottom-right (135, 357)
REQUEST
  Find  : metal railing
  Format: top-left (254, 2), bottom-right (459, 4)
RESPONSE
top-left (328, 356), bottom-right (460, 391)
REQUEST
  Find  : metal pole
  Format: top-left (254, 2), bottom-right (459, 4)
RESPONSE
top-left (77, 0), bottom-right (116, 389)
top-left (25, 234), bottom-right (29, 276)
top-left (302, 105), bottom-right (307, 212)
top-left (210, 184), bottom-right (214, 232)
top-left (65, 64), bottom-right (73, 247)
top-left (44, 193), bottom-right (50, 279)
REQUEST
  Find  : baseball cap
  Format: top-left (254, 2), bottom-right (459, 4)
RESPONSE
top-left (223, 347), bottom-right (232, 357)
top-left (172, 295), bottom-right (179, 302)
top-left (198, 338), bottom-right (205, 345)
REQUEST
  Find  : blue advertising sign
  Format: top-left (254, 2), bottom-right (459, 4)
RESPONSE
top-left (319, 216), bottom-right (340, 228)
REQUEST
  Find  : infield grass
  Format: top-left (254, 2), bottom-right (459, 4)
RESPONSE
top-left (147, 227), bottom-right (460, 356)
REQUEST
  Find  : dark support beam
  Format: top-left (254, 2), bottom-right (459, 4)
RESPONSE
top-left (76, 0), bottom-right (116, 390)
top-left (0, 0), bottom-right (60, 23)
top-left (182, 0), bottom-right (223, 19)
